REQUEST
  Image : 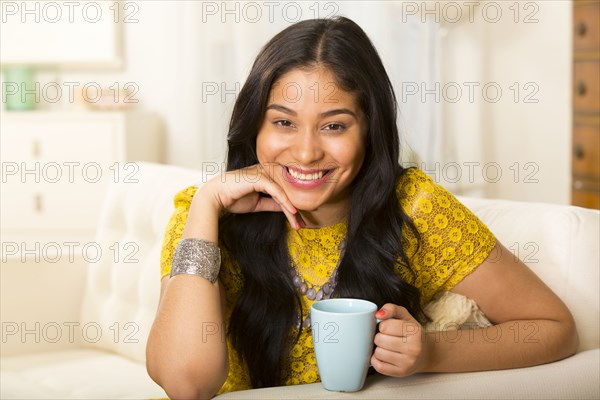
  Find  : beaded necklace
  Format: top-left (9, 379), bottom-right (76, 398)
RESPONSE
top-left (290, 239), bottom-right (346, 329)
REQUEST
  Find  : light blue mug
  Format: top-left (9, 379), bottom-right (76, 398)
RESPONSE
top-left (311, 298), bottom-right (378, 392)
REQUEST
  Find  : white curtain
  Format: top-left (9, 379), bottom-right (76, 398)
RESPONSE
top-left (188, 1), bottom-right (445, 172)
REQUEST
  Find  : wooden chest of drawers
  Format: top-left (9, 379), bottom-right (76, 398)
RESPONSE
top-left (572, 0), bottom-right (600, 209)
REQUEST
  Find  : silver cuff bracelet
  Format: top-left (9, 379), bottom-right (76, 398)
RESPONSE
top-left (170, 238), bottom-right (221, 284)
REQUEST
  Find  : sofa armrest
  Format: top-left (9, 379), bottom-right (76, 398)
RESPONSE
top-left (215, 350), bottom-right (599, 399)
top-left (1, 255), bottom-right (88, 356)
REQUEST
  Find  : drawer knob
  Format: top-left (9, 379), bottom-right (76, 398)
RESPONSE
top-left (33, 140), bottom-right (40, 158)
top-left (35, 194), bottom-right (43, 213)
top-left (574, 180), bottom-right (584, 190)
top-left (574, 144), bottom-right (585, 159)
top-left (577, 81), bottom-right (587, 96)
top-left (577, 21), bottom-right (587, 36)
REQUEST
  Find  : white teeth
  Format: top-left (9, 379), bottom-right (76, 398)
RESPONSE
top-left (288, 168), bottom-right (326, 181)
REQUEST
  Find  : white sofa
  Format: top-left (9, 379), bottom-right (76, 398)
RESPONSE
top-left (1, 162), bottom-right (599, 399)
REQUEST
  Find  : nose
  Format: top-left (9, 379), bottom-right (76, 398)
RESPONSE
top-left (291, 128), bottom-right (324, 166)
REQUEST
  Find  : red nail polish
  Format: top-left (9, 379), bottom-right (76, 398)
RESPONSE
top-left (376, 309), bottom-right (385, 317)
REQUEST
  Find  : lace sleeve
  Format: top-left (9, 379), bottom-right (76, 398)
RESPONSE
top-left (159, 186), bottom-right (199, 280)
top-left (397, 169), bottom-right (496, 305)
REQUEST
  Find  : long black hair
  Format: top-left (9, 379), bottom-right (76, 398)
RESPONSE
top-left (218, 17), bottom-right (423, 388)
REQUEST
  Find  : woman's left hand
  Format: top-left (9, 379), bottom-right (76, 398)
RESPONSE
top-left (371, 303), bottom-right (430, 377)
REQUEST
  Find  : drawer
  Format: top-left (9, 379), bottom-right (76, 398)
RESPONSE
top-left (0, 181), bottom-right (108, 231)
top-left (0, 126), bottom-right (40, 162)
top-left (573, 61), bottom-right (600, 112)
top-left (572, 188), bottom-right (600, 210)
top-left (0, 120), bottom-right (118, 164)
top-left (574, 2), bottom-right (600, 52)
top-left (572, 124), bottom-right (600, 178)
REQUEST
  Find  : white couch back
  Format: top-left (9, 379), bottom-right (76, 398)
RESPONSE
top-left (459, 196), bottom-right (600, 351)
top-left (79, 163), bottom-right (600, 363)
top-left (79, 162), bottom-right (204, 362)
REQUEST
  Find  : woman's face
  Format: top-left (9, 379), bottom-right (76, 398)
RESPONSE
top-left (256, 67), bottom-right (368, 227)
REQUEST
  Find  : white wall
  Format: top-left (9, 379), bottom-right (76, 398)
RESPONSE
top-left (485, 1), bottom-right (571, 204)
top-left (442, 1), bottom-right (572, 204)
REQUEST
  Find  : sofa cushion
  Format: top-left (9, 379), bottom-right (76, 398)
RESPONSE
top-left (0, 349), bottom-right (166, 399)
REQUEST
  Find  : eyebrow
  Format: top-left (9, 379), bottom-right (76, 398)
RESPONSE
top-left (265, 104), bottom-right (358, 119)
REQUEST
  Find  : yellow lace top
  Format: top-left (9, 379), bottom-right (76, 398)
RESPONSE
top-left (159, 168), bottom-right (496, 394)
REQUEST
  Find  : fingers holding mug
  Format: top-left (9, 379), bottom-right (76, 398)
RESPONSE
top-left (371, 304), bottom-right (428, 377)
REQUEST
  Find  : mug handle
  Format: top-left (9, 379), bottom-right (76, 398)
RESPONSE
top-left (369, 318), bottom-right (383, 366)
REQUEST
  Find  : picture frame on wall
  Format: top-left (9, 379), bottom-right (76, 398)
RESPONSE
top-left (0, 0), bottom-right (125, 69)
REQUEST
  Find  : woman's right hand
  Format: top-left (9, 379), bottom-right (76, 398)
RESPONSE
top-left (199, 163), bottom-right (303, 229)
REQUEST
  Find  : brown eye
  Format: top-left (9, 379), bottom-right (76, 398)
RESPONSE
top-left (323, 123), bottom-right (346, 131)
top-left (274, 120), bottom-right (294, 128)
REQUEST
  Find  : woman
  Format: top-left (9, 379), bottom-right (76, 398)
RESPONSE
top-left (146, 17), bottom-right (578, 399)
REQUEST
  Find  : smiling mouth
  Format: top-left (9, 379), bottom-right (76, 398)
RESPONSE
top-left (285, 167), bottom-right (333, 181)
